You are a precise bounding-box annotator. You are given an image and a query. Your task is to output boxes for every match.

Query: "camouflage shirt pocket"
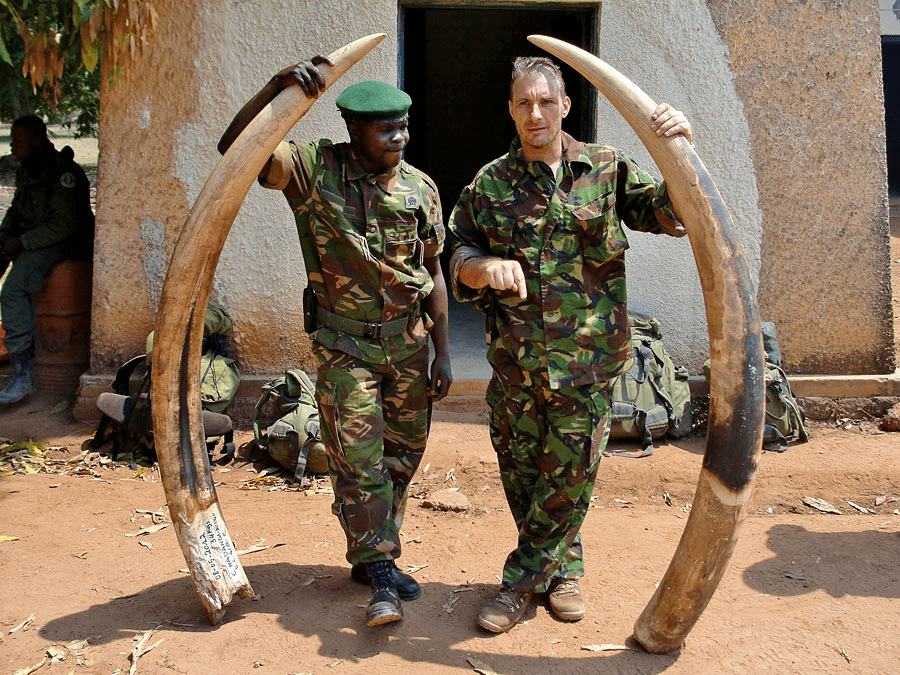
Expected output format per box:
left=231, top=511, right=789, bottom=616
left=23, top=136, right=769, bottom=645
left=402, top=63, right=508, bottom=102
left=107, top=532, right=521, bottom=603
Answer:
left=571, top=197, right=628, bottom=263
left=384, top=224, right=423, bottom=270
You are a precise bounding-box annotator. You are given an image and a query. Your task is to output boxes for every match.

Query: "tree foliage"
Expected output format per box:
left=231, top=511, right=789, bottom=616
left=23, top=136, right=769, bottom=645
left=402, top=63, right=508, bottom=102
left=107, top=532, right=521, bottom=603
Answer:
left=0, top=22, right=99, bottom=136
left=0, top=1, right=156, bottom=135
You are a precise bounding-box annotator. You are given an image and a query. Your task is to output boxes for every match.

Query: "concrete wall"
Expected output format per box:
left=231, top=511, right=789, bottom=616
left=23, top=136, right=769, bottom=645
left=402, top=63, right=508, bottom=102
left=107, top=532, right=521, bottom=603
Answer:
left=707, top=0, right=892, bottom=374
left=76, top=0, right=894, bottom=420
left=595, top=0, right=763, bottom=373
left=598, top=0, right=892, bottom=375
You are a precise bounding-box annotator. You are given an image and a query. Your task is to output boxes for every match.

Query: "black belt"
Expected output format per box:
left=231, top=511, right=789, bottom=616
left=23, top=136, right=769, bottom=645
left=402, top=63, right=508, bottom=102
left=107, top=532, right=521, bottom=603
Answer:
left=316, top=306, right=418, bottom=339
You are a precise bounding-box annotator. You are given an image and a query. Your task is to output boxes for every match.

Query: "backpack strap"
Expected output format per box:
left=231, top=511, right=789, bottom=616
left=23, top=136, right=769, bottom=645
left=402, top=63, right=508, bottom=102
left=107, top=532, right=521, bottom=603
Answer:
left=92, top=355, right=151, bottom=461
left=252, top=387, right=274, bottom=448
left=290, top=431, right=309, bottom=482
left=222, top=429, right=235, bottom=459
left=113, top=355, right=148, bottom=395
left=605, top=410, right=656, bottom=458
left=207, top=429, right=235, bottom=462
left=763, top=363, right=810, bottom=452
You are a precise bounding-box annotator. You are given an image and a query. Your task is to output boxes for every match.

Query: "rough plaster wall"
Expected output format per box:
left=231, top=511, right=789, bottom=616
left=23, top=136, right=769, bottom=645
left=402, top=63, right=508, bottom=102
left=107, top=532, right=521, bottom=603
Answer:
left=707, top=0, right=893, bottom=374
left=92, top=3, right=201, bottom=371
left=184, top=1, right=398, bottom=374
left=597, top=0, right=763, bottom=373
left=93, top=0, right=398, bottom=375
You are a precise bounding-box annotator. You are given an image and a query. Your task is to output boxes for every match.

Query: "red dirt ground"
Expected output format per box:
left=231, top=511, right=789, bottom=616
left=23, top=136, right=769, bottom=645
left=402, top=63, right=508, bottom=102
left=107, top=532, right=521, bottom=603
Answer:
left=0, top=144, right=897, bottom=674
left=1, top=392, right=898, bottom=675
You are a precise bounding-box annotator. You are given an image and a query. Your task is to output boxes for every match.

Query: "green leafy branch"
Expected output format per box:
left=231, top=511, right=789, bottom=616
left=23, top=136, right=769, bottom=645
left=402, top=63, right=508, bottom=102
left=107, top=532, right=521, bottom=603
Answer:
left=0, top=1, right=156, bottom=110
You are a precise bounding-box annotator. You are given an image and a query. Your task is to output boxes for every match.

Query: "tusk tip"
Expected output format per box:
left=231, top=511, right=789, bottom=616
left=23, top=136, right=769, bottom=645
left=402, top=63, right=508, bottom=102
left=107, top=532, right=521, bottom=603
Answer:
left=527, top=34, right=558, bottom=47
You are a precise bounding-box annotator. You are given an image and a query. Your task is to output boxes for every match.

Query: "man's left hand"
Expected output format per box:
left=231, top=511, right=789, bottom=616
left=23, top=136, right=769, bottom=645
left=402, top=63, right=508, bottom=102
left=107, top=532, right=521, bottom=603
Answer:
left=271, top=55, right=335, bottom=99
left=651, top=103, right=692, bottom=144
left=429, top=354, right=452, bottom=402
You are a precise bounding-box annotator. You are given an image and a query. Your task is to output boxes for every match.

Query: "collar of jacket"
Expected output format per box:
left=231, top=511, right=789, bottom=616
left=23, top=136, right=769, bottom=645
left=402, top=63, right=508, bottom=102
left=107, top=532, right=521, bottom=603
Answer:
left=505, top=131, right=593, bottom=186
left=342, top=145, right=400, bottom=194
left=20, top=142, right=58, bottom=179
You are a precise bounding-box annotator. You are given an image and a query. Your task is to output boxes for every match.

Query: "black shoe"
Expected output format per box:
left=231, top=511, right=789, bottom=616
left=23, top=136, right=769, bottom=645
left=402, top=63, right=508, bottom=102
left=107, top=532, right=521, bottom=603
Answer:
left=365, top=560, right=403, bottom=626
left=351, top=560, right=422, bottom=601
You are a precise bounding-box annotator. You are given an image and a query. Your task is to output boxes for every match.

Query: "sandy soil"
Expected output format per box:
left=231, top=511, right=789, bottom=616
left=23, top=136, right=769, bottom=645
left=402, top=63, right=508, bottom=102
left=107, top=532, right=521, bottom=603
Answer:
left=1, top=391, right=898, bottom=675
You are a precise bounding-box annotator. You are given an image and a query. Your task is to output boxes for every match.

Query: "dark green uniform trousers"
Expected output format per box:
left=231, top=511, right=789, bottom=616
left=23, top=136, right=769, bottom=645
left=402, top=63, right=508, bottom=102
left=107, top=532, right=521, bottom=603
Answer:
left=1, top=245, right=68, bottom=355
left=487, top=372, right=611, bottom=593
left=314, top=343, right=430, bottom=567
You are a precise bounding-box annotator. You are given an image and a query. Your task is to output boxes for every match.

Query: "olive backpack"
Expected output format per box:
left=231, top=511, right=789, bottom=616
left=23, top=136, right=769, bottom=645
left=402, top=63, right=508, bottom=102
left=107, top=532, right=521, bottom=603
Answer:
left=252, top=369, right=328, bottom=481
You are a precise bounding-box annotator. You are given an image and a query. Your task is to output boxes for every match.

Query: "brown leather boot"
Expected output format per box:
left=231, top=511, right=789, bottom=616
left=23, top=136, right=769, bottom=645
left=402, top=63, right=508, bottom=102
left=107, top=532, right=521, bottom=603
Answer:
left=477, top=586, right=532, bottom=633
left=548, top=578, right=584, bottom=621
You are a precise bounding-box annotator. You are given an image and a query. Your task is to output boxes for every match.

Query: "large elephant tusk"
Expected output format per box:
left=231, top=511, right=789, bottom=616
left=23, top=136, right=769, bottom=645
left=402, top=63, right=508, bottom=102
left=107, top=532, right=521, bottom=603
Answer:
left=149, top=33, right=386, bottom=625
left=528, top=35, right=765, bottom=653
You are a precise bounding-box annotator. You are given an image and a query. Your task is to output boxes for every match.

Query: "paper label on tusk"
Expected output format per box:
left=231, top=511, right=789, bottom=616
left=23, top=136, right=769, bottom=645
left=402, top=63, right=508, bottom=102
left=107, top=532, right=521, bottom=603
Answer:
left=181, top=505, right=247, bottom=586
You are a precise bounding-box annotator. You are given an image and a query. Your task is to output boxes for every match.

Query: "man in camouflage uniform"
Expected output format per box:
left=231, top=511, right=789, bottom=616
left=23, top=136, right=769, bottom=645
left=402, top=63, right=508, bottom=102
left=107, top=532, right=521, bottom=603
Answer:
left=448, top=56, right=692, bottom=633
left=0, top=114, right=94, bottom=405
left=219, top=57, right=451, bottom=626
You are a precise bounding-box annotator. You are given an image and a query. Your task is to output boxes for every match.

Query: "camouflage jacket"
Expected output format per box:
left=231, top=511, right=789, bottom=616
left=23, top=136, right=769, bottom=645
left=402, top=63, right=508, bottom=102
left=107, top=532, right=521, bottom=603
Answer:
left=261, top=139, right=444, bottom=364
left=449, top=132, right=685, bottom=389
left=0, top=143, right=93, bottom=257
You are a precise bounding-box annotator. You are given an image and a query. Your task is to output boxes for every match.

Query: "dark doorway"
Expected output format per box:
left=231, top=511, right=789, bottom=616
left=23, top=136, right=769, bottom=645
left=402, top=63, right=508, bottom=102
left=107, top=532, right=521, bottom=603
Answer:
left=399, top=5, right=600, bottom=379
left=400, top=4, right=599, bottom=222
left=884, top=37, right=900, bottom=196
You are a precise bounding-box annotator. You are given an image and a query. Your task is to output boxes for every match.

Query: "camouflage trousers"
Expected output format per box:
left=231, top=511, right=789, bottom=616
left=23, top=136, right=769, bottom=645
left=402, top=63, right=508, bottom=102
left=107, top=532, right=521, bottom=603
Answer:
left=0, top=245, right=69, bottom=355
left=314, top=343, right=430, bottom=567
left=486, top=371, right=611, bottom=593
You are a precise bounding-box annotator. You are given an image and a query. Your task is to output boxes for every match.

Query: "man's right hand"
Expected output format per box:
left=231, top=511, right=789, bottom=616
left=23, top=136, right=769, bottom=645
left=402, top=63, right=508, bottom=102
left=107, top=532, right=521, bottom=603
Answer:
left=271, top=55, right=334, bottom=98
left=218, top=54, right=335, bottom=155
left=460, top=257, right=528, bottom=300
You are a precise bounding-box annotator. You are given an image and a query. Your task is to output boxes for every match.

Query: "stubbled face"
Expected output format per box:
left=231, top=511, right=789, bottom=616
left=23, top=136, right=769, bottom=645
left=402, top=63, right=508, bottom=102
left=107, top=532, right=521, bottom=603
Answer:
left=508, top=72, right=571, bottom=159
left=349, top=118, right=410, bottom=174
left=10, top=126, right=41, bottom=161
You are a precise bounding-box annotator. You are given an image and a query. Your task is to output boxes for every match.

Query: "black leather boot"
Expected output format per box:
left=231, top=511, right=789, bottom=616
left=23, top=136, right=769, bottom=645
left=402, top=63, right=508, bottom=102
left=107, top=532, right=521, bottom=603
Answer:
left=351, top=560, right=421, bottom=600
left=365, top=560, right=402, bottom=626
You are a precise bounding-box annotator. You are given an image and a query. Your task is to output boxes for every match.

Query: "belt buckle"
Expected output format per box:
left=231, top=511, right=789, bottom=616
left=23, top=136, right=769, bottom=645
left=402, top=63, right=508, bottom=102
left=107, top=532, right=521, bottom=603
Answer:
left=363, top=322, right=381, bottom=339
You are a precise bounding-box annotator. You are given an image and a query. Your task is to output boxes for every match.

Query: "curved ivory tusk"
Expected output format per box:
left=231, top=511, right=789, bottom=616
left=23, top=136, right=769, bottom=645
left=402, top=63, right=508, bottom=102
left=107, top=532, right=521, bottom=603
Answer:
left=527, top=35, right=765, bottom=653
left=149, top=33, right=386, bottom=625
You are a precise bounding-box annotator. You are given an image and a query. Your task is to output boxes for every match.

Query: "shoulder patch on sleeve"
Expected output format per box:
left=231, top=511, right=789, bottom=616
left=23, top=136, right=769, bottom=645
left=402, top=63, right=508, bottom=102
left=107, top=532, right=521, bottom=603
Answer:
left=60, top=172, right=76, bottom=188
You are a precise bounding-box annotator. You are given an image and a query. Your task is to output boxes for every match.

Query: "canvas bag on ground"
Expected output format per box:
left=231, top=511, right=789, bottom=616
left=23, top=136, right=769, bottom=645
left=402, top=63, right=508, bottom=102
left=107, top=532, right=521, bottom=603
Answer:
left=146, top=301, right=241, bottom=414
left=93, top=301, right=239, bottom=465
left=606, top=313, right=693, bottom=458
left=253, top=369, right=328, bottom=481
left=701, top=321, right=809, bottom=453
left=760, top=321, right=809, bottom=452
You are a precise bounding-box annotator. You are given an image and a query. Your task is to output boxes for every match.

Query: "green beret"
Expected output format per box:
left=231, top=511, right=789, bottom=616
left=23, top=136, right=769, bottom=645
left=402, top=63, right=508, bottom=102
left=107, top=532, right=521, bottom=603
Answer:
left=336, top=80, right=411, bottom=121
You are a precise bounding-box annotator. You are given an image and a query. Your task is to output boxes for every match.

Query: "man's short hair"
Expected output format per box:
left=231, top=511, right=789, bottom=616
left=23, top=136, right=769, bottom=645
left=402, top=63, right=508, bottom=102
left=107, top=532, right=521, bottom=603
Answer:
left=509, top=56, right=567, bottom=100
left=12, top=114, right=48, bottom=141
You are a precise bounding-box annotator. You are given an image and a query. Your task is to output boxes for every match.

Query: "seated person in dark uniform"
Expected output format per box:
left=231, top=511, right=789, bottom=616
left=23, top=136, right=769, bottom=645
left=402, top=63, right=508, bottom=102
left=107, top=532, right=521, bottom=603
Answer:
left=0, top=114, right=94, bottom=404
